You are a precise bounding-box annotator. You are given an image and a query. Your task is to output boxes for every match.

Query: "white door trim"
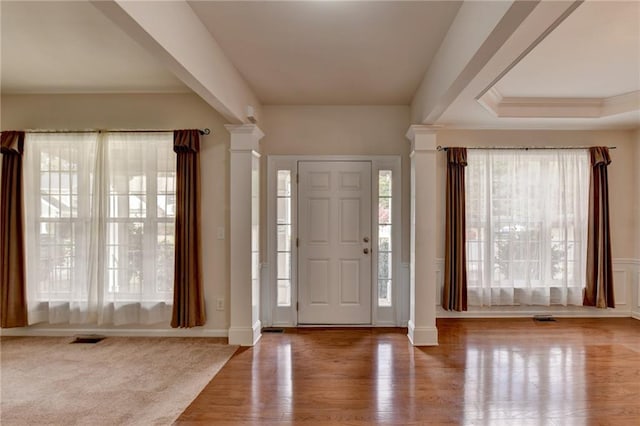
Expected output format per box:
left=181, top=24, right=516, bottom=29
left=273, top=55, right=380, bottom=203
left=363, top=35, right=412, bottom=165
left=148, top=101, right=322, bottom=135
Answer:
left=266, top=155, right=403, bottom=327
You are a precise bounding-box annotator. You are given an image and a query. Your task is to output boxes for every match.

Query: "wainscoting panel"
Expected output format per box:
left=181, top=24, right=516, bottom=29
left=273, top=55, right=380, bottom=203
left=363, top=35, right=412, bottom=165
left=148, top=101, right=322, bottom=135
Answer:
left=260, top=263, right=271, bottom=327
left=613, top=268, right=628, bottom=306
left=398, top=263, right=410, bottom=326
left=612, top=259, right=638, bottom=313
left=435, top=259, right=443, bottom=306
left=630, top=261, right=640, bottom=320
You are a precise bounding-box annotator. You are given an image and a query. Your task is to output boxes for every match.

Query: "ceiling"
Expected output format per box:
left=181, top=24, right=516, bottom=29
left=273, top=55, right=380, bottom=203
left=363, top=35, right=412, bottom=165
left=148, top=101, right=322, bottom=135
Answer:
left=0, top=1, right=188, bottom=94
left=188, top=1, right=461, bottom=105
left=1, top=0, right=638, bottom=129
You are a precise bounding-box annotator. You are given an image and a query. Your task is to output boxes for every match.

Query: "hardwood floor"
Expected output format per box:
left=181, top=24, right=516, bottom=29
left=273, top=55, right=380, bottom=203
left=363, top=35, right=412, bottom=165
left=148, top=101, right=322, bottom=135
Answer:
left=177, top=318, right=640, bottom=425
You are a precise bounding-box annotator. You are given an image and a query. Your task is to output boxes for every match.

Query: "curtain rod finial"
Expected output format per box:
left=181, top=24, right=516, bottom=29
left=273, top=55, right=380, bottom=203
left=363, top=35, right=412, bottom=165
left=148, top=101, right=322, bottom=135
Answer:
left=200, top=128, right=210, bottom=136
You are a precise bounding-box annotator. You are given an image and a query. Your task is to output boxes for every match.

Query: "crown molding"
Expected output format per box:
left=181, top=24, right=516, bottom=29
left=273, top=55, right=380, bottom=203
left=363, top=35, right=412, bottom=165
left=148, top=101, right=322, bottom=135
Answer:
left=603, top=91, right=640, bottom=117
left=477, top=88, right=640, bottom=119
left=405, top=124, right=443, bottom=141
left=225, top=124, right=264, bottom=152
left=224, top=124, right=264, bottom=139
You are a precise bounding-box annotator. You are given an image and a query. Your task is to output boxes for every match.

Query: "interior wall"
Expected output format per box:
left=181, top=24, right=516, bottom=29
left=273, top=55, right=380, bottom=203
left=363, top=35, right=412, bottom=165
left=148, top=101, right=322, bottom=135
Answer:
left=635, top=128, right=640, bottom=260
left=259, top=105, right=412, bottom=263
left=635, top=127, right=640, bottom=317
left=1, top=93, right=231, bottom=331
left=435, top=129, right=638, bottom=260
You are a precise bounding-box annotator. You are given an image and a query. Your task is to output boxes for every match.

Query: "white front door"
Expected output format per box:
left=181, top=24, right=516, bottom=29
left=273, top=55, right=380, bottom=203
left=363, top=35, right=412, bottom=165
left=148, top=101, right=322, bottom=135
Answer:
left=298, top=161, right=372, bottom=324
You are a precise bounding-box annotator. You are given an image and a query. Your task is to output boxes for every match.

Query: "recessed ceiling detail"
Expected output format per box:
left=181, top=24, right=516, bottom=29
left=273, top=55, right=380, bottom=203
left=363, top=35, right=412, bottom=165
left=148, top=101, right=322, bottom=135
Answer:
left=458, top=0, right=640, bottom=128
left=478, top=88, right=640, bottom=119
left=493, top=1, right=639, bottom=100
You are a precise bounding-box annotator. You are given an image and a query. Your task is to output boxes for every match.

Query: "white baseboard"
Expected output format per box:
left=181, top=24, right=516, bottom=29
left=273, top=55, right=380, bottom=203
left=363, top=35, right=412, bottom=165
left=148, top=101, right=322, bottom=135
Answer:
left=228, top=320, right=262, bottom=346
left=373, top=321, right=400, bottom=327
left=436, top=306, right=632, bottom=319
left=296, top=323, right=398, bottom=328
left=632, top=311, right=640, bottom=321
left=407, top=320, right=438, bottom=346
left=0, top=327, right=229, bottom=338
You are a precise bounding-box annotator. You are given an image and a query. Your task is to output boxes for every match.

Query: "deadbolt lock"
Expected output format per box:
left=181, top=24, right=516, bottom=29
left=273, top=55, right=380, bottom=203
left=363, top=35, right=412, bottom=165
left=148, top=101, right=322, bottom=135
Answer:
left=363, top=237, right=369, bottom=243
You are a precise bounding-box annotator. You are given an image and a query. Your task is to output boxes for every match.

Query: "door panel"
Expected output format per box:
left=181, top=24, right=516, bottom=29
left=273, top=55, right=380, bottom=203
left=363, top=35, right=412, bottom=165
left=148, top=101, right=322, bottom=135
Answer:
left=340, top=198, right=360, bottom=243
left=308, top=259, right=330, bottom=304
left=339, top=259, right=360, bottom=304
left=308, top=198, right=330, bottom=243
left=298, top=161, right=371, bottom=324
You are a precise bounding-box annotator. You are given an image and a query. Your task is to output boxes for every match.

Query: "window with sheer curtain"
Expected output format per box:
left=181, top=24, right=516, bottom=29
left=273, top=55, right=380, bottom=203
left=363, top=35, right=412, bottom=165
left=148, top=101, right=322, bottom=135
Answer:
left=24, top=132, right=175, bottom=325
left=465, top=149, right=589, bottom=307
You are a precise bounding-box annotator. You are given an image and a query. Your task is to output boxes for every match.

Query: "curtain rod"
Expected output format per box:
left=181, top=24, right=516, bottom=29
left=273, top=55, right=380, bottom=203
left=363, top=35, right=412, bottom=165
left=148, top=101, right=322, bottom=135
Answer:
left=437, top=145, right=616, bottom=151
left=23, top=128, right=211, bottom=135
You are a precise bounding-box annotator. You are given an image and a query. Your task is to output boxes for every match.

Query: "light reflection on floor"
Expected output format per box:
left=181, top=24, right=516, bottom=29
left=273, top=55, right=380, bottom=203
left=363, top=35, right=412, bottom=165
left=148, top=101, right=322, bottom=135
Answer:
left=460, top=345, right=586, bottom=424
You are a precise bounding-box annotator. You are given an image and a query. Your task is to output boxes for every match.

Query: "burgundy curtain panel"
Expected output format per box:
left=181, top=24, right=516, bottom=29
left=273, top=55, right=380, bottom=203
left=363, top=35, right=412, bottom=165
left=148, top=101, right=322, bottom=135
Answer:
left=0, top=131, right=28, bottom=327
left=584, top=147, right=615, bottom=308
left=171, top=130, right=206, bottom=327
left=442, top=148, right=468, bottom=311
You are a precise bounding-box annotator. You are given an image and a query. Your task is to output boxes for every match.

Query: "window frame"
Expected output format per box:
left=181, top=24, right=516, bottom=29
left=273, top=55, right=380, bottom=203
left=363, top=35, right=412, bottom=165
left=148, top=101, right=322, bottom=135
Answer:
left=465, top=149, right=589, bottom=306
left=26, top=132, right=176, bottom=307
left=105, top=135, right=176, bottom=302
left=29, top=139, right=94, bottom=302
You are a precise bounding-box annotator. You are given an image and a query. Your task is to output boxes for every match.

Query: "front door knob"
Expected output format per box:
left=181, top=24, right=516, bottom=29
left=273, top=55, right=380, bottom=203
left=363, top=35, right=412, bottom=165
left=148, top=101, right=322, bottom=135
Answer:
left=363, top=248, right=369, bottom=254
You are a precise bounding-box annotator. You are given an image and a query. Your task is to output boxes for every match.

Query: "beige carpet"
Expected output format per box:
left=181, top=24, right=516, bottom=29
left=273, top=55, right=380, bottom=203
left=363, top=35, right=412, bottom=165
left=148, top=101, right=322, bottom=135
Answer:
left=0, top=336, right=237, bottom=425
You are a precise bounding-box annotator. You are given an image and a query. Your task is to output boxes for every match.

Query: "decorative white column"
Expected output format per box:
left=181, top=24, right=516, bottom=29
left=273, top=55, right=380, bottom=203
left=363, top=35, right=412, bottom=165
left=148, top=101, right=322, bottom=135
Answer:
left=406, top=125, right=439, bottom=346
left=226, top=124, right=264, bottom=346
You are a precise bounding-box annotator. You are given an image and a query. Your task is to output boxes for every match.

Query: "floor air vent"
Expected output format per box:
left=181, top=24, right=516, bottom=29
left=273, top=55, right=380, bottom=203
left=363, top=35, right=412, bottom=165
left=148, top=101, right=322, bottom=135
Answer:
left=262, top=327, right=285, bottom=333
left=533, top=315, right=556, bottom=322
left=71, top=335, right=106, bottom=344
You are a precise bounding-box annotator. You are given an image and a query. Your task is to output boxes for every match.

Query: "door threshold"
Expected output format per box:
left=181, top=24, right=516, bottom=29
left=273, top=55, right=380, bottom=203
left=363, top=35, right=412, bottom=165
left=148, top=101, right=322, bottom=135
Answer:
left=296, top=324, right=373, bottom=328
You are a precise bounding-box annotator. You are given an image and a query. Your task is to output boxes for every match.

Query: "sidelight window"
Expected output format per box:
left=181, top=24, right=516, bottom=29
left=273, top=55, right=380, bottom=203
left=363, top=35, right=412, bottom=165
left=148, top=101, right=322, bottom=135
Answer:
left=276, top=170, right=292, bottom=307
left=377, top=170, right=393, bottom=307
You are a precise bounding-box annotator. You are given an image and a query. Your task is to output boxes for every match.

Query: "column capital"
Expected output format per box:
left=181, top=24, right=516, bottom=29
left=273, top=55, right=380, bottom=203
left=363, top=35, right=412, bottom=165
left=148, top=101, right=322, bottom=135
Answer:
left=225, top=124, right=265, bottom=152
left=405, top=125, right=440, bottom=152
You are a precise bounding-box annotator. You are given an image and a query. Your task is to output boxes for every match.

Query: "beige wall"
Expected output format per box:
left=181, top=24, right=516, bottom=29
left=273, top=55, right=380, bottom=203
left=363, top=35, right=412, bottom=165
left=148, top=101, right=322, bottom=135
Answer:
left=635, top=128, right=640, bottom=260
left=435, top=129, right=638, bottom=259
left=3, top=94, right=638, bottom=329
left=1, top=93, right=232, bottom=330
left=260, top=105, right=412, bottom=262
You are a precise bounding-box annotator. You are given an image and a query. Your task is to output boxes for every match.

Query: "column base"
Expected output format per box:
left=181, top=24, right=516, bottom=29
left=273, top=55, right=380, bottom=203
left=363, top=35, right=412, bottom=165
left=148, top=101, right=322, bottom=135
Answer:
left=407, top=320, right=438, bottom=346
left=228, top=320, right=262, bottom=346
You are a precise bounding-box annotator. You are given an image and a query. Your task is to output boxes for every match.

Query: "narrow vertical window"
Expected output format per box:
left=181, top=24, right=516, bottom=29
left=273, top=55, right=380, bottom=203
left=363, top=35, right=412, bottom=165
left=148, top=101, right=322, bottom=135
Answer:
left=276, top=170, right=292, bottom=306
left=378, top=170, right=392, bottom=307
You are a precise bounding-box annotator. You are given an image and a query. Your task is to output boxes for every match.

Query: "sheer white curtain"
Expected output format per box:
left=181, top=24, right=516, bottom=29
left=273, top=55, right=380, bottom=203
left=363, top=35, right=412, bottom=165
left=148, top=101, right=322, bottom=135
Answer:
left=466, top=149, right=589, bottom=306
left=102, top=132, right=174, bottom=325
left=24, top=132, right=175, bottom=325
left=24, top=132, right=100, bottom=324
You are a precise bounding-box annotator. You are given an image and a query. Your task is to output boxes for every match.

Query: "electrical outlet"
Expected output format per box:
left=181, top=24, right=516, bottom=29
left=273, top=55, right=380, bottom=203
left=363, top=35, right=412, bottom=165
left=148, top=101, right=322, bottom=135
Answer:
left=216, top=298, right=224, bottom=311
left=216, top=227, right=225, bottom=240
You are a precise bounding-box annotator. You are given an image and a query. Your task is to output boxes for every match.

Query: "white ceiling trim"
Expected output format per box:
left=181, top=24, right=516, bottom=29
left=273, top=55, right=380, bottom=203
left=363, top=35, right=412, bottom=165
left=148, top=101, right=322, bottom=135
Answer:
left=92, top=0, right=261, bottom=124
left=410, top=0, right=537, bottom=124
left=420, top=0, right=584, bottom=127
left=478, top=88, right=640, bottom=119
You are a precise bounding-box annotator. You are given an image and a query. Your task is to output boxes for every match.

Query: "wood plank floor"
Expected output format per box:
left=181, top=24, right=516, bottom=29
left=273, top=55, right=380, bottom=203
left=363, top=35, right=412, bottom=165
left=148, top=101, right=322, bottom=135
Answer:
left=177, top=318, right=640, bottom=425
